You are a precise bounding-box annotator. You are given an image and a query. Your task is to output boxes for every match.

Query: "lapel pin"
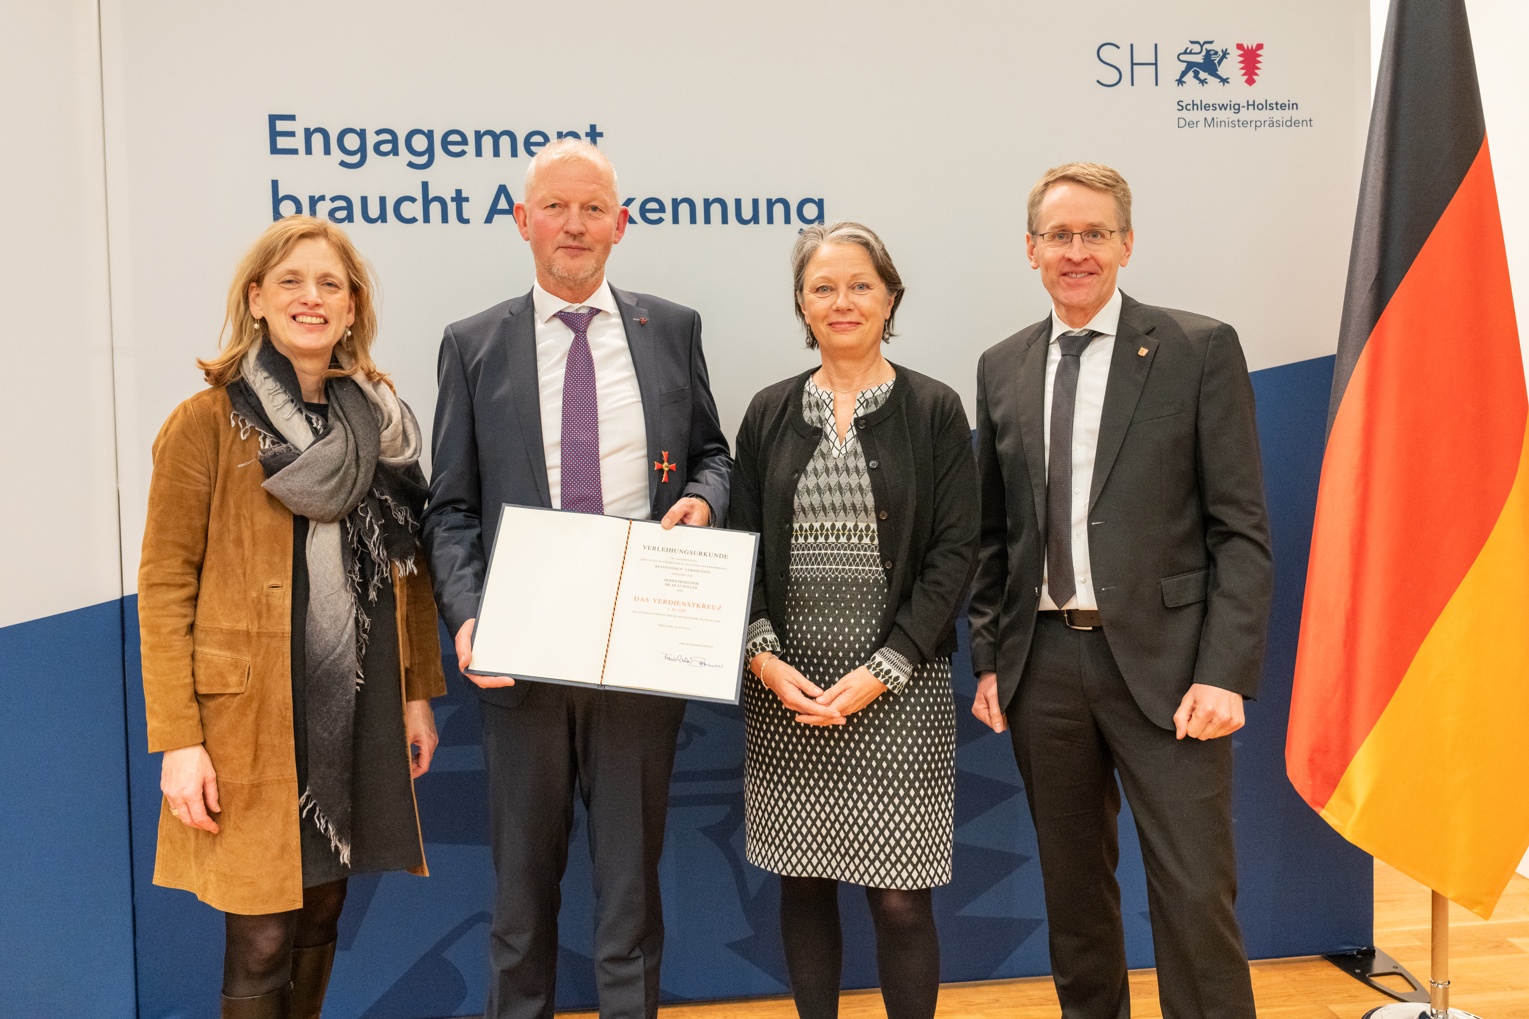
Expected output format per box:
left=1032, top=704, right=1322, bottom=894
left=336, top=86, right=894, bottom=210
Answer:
left=1138, top=347, right=1148, bottom=357
left=637, top=317, right=649, bottom=326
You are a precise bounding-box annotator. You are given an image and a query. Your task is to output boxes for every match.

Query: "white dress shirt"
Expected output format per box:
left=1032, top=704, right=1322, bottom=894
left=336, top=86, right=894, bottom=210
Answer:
left=1039, top=287, right=1123, bottom=611
left=532, top=280, right=650, bottom=520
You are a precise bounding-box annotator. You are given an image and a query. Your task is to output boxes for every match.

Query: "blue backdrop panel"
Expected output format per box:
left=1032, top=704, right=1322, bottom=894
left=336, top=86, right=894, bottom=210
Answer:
left=125, top=596, right=219, bottom=1019
left=123, top=354, right=1372, bottom=1018
left=1235, top=355, right=1373, bottom=956
left=2, top=600, right=138, bottom=1019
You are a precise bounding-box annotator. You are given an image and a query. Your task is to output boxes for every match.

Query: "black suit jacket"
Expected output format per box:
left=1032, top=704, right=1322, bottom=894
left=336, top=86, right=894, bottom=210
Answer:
left=968, top=293, right=1272, bottom=728
left=422, top=286, right=731, bottom=706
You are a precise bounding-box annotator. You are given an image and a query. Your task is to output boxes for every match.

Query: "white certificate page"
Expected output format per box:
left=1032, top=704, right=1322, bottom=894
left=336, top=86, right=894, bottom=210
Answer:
left=470, top=505, right=757, bottom=703
left=602, top=522, right=757, bottom=701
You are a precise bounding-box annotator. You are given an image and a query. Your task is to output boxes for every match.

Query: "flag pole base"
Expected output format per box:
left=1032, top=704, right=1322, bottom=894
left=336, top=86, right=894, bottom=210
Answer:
left=1324, top=948, right=1427, bottom=1002
left=1361, top=1006, right=1483, bottom=1019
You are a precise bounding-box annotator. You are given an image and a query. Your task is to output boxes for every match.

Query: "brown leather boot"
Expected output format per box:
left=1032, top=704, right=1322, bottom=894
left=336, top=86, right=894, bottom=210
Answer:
left=290, top=941, right=337, bottom=1019
left=221, top=984, right=291, bottom=1018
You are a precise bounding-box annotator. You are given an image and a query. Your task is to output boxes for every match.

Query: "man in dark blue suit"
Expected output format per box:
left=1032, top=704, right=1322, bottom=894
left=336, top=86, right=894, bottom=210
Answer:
left=422, top=139, right=730, bottom=1019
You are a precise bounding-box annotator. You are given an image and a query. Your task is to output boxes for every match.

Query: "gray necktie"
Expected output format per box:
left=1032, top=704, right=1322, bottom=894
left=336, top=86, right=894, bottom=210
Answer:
left=1046, top=329, right=1100, bottom=608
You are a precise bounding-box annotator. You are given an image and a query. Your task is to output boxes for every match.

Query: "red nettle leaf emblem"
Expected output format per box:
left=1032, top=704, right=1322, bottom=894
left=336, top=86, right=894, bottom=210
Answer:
left=1237, top=43, right=1264, bottom=86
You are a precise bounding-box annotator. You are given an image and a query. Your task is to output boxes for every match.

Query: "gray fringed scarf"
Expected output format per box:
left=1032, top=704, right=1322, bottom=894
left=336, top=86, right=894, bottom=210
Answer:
left=227, top=340, right=425, bottom=865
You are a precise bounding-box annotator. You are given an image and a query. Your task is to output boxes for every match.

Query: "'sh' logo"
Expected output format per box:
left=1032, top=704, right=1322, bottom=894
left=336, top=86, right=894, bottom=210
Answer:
left=1237, top=43, right=1264, bottom=85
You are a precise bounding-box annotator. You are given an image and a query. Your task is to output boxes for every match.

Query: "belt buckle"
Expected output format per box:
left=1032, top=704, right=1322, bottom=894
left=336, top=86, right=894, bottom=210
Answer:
left=1061, top=609, right=1096, bottom=631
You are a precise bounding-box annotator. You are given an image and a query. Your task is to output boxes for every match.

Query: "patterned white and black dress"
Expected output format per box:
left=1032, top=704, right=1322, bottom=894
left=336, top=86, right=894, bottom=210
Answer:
left=742, top=377, right=956, bottom=890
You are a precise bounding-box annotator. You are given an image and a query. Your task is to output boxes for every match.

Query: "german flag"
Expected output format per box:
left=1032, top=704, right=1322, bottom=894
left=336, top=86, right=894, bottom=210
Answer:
left=1287, top=0, right=1529, bottom=918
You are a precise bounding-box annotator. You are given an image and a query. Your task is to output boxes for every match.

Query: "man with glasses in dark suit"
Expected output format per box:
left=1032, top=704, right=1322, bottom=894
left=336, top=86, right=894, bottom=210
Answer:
left=969, top=162, right=1272, bottom=1019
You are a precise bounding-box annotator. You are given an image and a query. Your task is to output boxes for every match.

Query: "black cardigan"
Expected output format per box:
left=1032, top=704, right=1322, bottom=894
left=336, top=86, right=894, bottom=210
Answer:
left=727, top=363, right=979, bottom=666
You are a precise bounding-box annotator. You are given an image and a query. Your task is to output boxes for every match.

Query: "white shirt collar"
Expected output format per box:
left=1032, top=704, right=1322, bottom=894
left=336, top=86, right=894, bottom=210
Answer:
left=532, top=278, right=618, bottom=324
left=1049, top=287, right=1122, bottom=342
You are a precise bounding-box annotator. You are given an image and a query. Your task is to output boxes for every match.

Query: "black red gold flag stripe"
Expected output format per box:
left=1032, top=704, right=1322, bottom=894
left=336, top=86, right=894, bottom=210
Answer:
left=1288, top=0, right=1529, bottom=918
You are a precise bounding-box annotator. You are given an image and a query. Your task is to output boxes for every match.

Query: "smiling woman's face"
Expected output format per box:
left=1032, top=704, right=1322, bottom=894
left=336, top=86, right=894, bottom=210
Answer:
left=247, top=237, right=356, bottom=364
left=797, top=241, right=894, bottom=358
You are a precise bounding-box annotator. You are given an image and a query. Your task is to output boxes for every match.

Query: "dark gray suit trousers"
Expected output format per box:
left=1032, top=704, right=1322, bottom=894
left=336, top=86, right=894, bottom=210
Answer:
left=1009, top=617, right=1255, bottom=1019
left=480, top=685, right=685, bottom=1019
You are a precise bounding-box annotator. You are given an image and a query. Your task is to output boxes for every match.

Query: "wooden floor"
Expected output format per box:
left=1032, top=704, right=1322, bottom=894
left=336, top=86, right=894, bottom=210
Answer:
left=563, top=862, right=1529, bottom=1019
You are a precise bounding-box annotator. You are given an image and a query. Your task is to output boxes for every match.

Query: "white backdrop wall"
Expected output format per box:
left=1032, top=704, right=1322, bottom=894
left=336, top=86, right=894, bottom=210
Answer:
left=0, top=1, right=120, bottom=628
left=1, top=5, right=137, bottom=1016
left=101, top=0, right=1371, bottom=590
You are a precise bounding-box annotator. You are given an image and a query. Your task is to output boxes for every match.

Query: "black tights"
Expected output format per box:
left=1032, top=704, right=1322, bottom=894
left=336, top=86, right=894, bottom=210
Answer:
left=778, top=876, right=939, bottom=1019
left=222, top=879, right=348, bottom=998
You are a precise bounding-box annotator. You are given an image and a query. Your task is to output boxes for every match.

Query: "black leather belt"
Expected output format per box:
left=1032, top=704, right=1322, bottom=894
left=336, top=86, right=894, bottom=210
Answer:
left=1040, top=609, right=1104, bottom=630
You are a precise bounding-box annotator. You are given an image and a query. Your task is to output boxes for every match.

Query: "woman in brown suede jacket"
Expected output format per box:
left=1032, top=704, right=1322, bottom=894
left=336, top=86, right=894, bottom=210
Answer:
left=139, top=216, right=446, bottom=1019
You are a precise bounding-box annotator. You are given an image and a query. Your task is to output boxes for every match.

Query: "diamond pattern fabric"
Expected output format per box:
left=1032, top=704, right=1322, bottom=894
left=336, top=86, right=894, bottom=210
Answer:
left=741, top=377, right=956, bottom=889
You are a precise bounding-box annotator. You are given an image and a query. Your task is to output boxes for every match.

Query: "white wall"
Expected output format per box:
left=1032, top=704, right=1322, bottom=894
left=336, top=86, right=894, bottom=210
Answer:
left=0, top=1, right=122, bottom=628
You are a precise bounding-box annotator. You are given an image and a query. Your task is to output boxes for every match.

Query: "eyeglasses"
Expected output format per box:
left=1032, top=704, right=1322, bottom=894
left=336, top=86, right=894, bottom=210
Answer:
left=1032, top=229, right=1124, bottom=249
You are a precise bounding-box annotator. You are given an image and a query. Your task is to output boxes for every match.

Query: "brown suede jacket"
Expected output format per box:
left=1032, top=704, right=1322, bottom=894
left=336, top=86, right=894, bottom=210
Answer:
left=138, top=386, right=445, bottom=914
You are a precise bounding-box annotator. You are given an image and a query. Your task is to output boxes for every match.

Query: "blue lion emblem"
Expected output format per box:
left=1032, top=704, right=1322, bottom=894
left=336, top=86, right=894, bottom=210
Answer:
left=1176, top=40, right=1231, bottom=86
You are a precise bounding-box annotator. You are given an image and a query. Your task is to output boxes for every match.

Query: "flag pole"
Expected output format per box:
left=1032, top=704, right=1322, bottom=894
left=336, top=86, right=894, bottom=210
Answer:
left=1431, top=891, right=1450, bottom=1014
left=1361, top=890, right=1483, bottom=1018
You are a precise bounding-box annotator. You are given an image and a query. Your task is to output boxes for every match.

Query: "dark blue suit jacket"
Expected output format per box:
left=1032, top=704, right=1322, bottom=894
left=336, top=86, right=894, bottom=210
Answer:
left=422, top=285, right=732, bottom=705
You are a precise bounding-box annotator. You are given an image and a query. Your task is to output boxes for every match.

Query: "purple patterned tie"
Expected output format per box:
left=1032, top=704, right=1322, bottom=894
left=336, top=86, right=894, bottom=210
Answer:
left=555, top=308, right=604, bottom=514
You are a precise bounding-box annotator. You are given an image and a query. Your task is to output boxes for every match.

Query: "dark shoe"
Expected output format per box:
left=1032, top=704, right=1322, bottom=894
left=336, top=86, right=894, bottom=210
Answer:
left=221, top=984, right=291, bottom=1018
left=290, top=941, right=337, bottom=1019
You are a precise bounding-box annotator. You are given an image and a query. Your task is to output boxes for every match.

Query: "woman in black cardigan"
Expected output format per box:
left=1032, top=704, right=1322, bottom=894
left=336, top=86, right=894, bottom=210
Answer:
left=728, top=221, right=978, bottom=1019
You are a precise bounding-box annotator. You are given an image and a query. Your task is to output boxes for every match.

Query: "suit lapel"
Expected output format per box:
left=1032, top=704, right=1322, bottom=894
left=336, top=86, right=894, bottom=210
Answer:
left=501, top=293, right=552, bottom=507
left=610, top=286, right=661, bottom=506
left=1015, top=321, right=1051, bottom=530
left=1090, top=295, right=1158, bottom=509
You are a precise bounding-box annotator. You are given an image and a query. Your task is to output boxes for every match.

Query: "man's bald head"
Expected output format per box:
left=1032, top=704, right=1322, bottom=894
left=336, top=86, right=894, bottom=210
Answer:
left=523, top=138, right=620, bottom=206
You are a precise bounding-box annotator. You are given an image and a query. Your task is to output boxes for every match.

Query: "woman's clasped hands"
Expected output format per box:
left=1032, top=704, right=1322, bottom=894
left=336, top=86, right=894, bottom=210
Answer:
left=753, top=654, right=888, bottom=726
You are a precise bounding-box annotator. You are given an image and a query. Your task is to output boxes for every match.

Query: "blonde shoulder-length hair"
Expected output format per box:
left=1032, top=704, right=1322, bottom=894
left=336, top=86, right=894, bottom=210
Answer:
left=199, top=216, right=389, bottom=388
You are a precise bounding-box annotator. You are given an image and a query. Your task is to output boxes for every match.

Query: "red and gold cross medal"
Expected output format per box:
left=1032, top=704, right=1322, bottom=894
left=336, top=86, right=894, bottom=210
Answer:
left=653, top=451, right=678, bottom=482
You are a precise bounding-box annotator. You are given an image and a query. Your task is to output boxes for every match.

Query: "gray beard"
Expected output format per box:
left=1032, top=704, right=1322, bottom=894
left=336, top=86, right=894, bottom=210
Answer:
left=542, top=260, right=603, bottom=294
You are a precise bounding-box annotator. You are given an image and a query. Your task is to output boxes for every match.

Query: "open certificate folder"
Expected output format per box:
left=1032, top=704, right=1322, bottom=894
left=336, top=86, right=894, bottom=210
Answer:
left=469, top=505, right=759, bottom=703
